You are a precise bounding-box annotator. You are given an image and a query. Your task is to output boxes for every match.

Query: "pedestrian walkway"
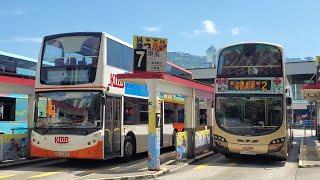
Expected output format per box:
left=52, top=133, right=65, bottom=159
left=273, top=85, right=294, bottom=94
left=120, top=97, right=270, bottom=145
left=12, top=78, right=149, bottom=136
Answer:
left=298, top=130, right=320, bottom=168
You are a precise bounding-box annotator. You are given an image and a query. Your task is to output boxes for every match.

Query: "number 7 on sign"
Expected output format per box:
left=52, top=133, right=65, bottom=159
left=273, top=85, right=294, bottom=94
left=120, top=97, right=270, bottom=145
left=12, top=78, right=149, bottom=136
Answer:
left=134, top=49, right=147, bottom=71
left=136, top=51, right=145, bottom=67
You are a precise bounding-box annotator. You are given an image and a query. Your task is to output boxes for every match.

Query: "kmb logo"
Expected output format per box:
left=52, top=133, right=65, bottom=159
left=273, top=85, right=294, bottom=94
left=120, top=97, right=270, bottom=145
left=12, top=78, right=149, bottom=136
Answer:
left=55, top=136, right=69, bottom=143
left=110, top=73, right=124, bottom=88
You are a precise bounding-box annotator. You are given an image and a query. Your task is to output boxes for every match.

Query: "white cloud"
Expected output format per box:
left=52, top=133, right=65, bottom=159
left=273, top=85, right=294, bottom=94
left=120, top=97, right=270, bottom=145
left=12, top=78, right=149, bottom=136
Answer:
left=143, top=26, right=160, bottom=32
left=231, top=27, right=240, bottom=35
left=202, top=20, right=218, bottom=35
left=181, top=19, right=218, bottom=38
left=0, top=37, right=42, bottom=43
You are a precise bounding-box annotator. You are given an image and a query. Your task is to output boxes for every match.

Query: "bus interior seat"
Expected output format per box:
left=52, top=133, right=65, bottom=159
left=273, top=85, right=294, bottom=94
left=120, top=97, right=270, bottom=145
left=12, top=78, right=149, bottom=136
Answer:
left=69, top=57, right=77, bottom=66
left=55, top=58, right=65, bottom=66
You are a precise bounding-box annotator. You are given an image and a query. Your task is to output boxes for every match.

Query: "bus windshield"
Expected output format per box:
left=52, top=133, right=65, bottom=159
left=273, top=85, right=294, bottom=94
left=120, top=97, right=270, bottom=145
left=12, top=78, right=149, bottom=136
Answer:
left=35, top=91, right=102, bottom=134
left=215, top=95, right=283, bottom=136
left=40, top=34, right=101, bottom=85
left=217, top=43, right=282, bottom=78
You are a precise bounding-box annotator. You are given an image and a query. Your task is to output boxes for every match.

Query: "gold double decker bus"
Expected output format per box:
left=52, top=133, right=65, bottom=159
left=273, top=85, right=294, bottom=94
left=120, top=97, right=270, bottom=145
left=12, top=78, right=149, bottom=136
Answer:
left=214, top=42, right=293, bottom=160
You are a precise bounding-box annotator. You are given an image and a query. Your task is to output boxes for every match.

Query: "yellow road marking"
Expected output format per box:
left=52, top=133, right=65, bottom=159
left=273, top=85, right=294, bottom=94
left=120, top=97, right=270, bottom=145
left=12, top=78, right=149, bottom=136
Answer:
left=0, top=174, right=16, bottom=179
left=193, top=164, right=208, bottom=170
left=27, top=172, right=61, bottom=179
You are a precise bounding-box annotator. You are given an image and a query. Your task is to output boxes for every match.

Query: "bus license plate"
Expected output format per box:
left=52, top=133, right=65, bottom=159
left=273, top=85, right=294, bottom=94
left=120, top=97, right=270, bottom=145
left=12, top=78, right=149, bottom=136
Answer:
left=240, top=147, right=256, bottom=155
left=54, top=151, right=70, bottom=157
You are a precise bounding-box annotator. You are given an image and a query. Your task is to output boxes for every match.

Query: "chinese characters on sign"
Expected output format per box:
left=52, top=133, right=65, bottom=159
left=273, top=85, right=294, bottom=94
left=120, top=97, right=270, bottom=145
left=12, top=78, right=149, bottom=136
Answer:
left=133, top=35, right=167, bottom=72
left=228, top=80, right=271, bottom=91
left=216, top=78, right=284, bottom=93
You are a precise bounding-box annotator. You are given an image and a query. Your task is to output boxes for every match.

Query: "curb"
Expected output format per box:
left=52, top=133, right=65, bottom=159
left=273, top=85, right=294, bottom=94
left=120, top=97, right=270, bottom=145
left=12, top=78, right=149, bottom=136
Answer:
left=299, top=163, right=320, bottom=168
left=0, top=158, right=48, bottom=168
left=101, top=151, right=215, bottom=180
left=298, top=138, right=320, bottom=168
left=298, top=138, right=304, bottom=167
left=107, top=168, right=169, bottom=180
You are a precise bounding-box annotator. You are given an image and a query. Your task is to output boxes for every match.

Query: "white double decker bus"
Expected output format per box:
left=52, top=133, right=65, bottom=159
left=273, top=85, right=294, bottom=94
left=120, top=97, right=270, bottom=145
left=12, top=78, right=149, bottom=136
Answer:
left=30, top=32, right=179, bottom=160
left=214, top=42, right=293, bottom=160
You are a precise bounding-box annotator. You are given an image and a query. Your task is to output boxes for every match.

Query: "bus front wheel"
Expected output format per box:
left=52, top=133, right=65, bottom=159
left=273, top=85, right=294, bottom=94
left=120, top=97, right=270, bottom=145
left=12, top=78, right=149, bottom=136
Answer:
left=124, top=136, right=136, bottom=162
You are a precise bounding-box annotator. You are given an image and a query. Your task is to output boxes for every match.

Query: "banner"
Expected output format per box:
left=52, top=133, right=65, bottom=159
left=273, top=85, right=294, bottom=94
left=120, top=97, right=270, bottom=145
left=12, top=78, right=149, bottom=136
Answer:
left=195, top=129, right=210, bottom=154
left=0, top=134, right=28, bottom=161
left=133, top=35, right=167, bottom=72
left=176, top=131, right=187, bottom=160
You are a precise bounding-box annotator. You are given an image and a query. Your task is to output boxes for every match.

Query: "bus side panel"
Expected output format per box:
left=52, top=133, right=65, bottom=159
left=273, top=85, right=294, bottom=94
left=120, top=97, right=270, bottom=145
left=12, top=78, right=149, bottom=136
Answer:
left=30, top=131, right=104, bottom=160
left=123, top=125, right=148, bottom=153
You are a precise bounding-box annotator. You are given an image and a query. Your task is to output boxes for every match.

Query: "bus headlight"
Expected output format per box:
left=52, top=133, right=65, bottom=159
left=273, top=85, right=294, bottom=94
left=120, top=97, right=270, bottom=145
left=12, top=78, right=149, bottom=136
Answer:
left=268, top=137, right=285, bottom=153
left=214, top=134, right=228, bottom=149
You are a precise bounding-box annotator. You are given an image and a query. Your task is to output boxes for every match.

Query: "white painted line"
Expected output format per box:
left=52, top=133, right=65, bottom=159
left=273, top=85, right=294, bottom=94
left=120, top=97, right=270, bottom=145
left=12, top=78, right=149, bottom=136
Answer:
left=162, top=159, right=175, bottom=166
left=109, top=166, right=120, bottom=170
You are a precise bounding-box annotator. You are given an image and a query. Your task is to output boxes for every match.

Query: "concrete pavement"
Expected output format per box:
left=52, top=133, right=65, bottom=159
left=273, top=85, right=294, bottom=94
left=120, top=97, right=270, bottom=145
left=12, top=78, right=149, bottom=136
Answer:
left=1, top=129, right=320, bottom=179
left=157, top=129, right=320, bottom=180
left=298, top=129, right=320, bottom=168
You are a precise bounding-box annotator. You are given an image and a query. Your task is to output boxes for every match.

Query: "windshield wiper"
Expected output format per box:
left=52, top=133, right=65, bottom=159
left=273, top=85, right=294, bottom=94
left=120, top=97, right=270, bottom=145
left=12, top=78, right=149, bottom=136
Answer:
left=41, top=126, right=54, bottom=135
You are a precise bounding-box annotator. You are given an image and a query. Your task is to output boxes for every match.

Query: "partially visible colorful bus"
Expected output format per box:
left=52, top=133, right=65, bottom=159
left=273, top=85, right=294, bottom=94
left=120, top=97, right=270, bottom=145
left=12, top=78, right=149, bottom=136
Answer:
left=214, top=42, right=293, bottom=160
left=30, top=32, right=191, bottom=160
left=0, top=51, right=36, bottom=134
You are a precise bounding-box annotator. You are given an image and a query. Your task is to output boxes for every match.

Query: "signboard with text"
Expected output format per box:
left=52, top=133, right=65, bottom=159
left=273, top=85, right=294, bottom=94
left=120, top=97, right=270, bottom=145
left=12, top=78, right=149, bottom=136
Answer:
left=216, top=78, right=284, bottom=93
left=133, top=35, right=167, bottom=72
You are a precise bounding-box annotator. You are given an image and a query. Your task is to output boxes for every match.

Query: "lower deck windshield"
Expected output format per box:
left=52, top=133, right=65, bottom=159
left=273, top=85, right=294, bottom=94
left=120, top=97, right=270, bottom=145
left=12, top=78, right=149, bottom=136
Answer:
left=35, top=91, right=102, bottom=135
left=215, top=95, right=283, bottom=136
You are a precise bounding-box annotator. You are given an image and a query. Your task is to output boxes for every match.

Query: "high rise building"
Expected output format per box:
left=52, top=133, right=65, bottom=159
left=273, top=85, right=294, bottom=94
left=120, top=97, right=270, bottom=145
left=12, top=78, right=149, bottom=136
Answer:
left=206, top=44, right=217, bottom=67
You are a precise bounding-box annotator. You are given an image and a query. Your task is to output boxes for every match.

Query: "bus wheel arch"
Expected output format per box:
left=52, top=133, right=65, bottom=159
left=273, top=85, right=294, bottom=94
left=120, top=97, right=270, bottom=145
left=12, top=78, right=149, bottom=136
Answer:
left=123, top=132, right=136, bottom=161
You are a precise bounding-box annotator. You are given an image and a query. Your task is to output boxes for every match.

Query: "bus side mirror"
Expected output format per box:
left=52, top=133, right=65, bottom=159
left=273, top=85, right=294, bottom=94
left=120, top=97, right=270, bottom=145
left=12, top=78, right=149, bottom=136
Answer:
left=286, top=97, right=292, bottom=106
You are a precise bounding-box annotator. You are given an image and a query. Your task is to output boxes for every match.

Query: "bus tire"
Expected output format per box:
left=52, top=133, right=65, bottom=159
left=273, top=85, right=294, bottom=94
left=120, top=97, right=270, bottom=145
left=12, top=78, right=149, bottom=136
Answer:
left=123, top=136, right=136, bottom=162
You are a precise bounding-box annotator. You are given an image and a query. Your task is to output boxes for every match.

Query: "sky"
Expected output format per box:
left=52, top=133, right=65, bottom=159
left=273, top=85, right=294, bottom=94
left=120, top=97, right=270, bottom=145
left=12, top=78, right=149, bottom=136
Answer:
left=0, top=0, right=320, bottom=59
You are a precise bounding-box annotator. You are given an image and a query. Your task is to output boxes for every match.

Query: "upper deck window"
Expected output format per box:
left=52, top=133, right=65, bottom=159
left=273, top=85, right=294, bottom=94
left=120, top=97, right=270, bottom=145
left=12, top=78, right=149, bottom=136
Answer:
left=107, top=38, right=133, bottom=71
left=41, top=34, right=101, bottom=85
left=217, top=44, right=283, bottom=78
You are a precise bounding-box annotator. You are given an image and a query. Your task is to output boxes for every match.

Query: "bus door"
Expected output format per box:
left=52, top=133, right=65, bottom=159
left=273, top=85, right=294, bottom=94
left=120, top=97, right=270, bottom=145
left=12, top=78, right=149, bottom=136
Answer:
left=104, top=96, right=122, bottom=157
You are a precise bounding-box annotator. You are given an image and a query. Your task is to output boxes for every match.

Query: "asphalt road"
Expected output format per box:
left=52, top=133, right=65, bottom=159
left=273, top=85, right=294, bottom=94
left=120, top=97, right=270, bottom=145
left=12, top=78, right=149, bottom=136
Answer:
left=1, top=129, right=319, bottom=180
left=157, top=129, right=320, bottom=180
left=0, top=148, right=176, bottom=180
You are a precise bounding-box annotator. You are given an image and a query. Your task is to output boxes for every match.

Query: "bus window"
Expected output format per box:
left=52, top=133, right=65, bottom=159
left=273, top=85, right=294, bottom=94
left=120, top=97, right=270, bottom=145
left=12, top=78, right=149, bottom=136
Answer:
left=41, top=34, right=101, bottom=85
left=0, top=97, right=16, bottom=121
left=124, top=97, right=148, bottom=125
left=164, top=103, right=174, bottom=124
left=218, top=44, right=282, bottom=78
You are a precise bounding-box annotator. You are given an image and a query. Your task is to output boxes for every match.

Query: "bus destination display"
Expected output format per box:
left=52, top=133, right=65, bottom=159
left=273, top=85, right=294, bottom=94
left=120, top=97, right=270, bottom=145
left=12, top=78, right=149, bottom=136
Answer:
left=228, top=80, right=271, bottom=91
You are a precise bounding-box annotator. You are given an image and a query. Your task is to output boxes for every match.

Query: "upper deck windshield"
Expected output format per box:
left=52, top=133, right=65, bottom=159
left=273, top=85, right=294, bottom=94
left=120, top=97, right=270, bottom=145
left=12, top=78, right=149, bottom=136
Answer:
left=34, top=91, right=102, bottom=135
left=217, top=43, right=283, bottom=78
left=40, top=33, right=101, bottom=85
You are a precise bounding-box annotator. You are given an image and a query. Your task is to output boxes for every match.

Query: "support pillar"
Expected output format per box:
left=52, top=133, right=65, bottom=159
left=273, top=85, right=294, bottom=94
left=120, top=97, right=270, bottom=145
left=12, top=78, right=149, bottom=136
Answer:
left=185, top=89, right=195, bottom=159
left=317, top=102, right=320, bottom=139
left=27, top=94, right=35, bottom=157
left=147, top=80, right=161, bottom=171
left=206, top=99, right=214, bottom=150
